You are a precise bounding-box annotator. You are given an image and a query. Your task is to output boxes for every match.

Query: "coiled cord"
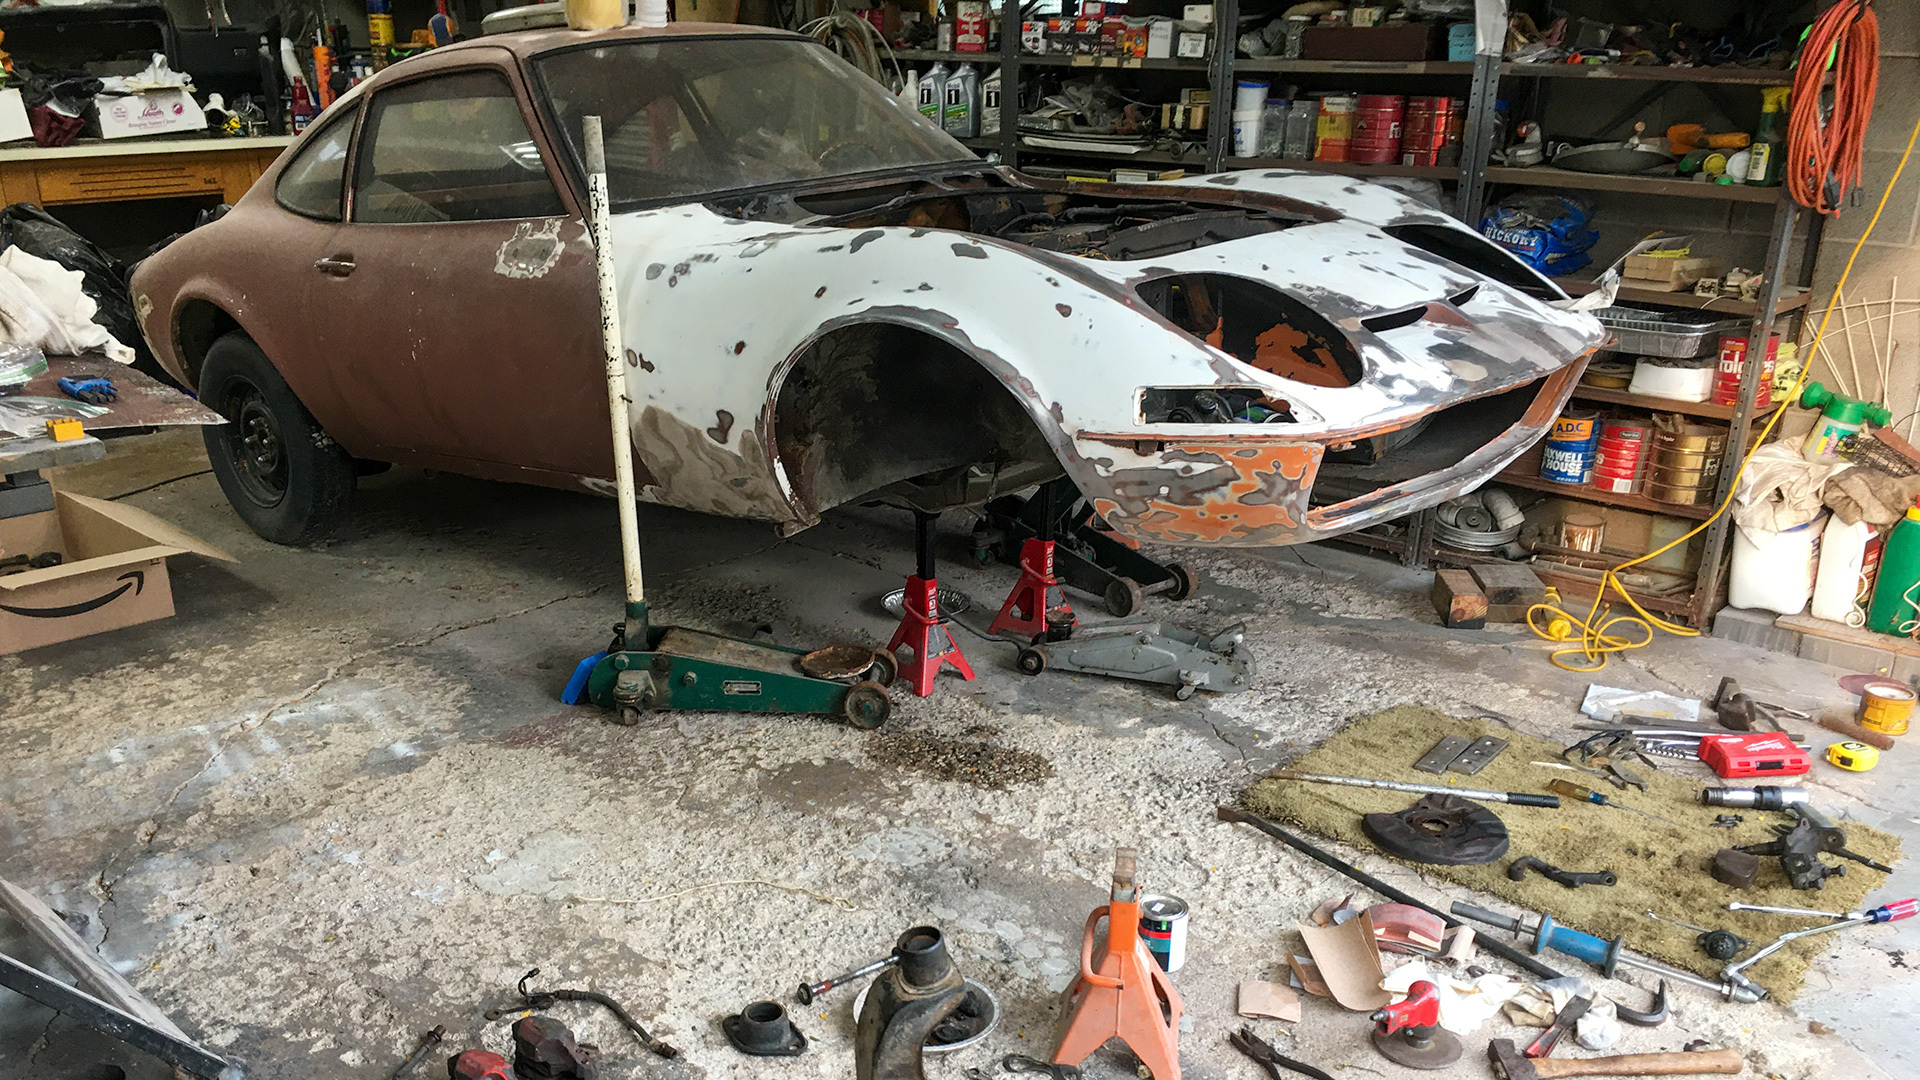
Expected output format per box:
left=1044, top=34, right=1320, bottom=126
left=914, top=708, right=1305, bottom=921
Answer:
left=1788, top=0, right=1880, bottom=215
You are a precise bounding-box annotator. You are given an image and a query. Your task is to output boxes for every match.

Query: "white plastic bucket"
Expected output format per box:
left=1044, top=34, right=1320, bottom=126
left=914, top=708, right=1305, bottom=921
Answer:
left=1234, top=79, right=1269, bottom=111
left=1731, top=513, right=1825, bottom=615
left=1232, top=108, right=1263, bottom=157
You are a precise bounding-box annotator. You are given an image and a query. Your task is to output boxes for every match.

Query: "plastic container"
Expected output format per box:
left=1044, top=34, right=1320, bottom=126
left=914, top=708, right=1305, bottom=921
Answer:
left=1258, top=99, right=1289, bottom=156
left=1540, top=410, right=1599, bottom=485
left=980, top=67, right=1001, bottom=135
left=918, top=64, right=949, bottom=123
left=1282, top=99, right=1317, bottom=159
left=1867, top=506, right=1920, bottom=634
left=1234, top=78, right=1269, bottom=112
left=1315, top=94, right=1355, bottom=162
left=1731, top=513, right=1825, bottom=616
left=1232, top=109, right=1264, bottom=157
left=1594, top=308, right=1743, bottom=358
left=1812, top=517, right=1877, bottom=624
left=942, top=64, right=979, bottom=137
left=1800, top=381, right=1892, bottom=463
left=565, top=0, right=623, bottom=30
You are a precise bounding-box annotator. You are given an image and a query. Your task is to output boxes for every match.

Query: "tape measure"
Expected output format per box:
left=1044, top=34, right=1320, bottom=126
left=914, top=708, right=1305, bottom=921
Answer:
left=1826, top=740, right=1880, bottom=772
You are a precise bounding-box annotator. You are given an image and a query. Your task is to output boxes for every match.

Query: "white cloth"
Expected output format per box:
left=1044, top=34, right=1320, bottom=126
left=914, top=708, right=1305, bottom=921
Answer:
left=99, top=53, right=194, bottom=94
left=0, top=247, right=133, bottom=363
left=1381, top=959, right=1524, bottom=1036
left=1733, top=443, right=1845, bottom=531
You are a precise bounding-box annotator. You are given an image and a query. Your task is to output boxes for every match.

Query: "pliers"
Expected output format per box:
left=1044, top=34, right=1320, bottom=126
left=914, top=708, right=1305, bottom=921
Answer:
left=1229, top=1027, right=1334, bottom=1080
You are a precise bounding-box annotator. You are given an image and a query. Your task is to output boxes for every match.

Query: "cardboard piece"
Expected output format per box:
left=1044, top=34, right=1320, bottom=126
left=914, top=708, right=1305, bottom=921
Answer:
left=1236, top=981, right=1301, bottom=1022
left=1309, top=893, right=1354, bottom=926
left=1285, top=950, right=1332, bottom=998
left=1297, top=910, right=1391, bottom=1012
left=0, top=491, right=234, bottom=654
left=0, top=89, right=31, bottom=144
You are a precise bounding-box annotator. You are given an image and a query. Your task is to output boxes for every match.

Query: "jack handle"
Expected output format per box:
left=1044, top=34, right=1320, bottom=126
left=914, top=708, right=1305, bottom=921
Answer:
left=1077, top=906, right=1124, bottom=989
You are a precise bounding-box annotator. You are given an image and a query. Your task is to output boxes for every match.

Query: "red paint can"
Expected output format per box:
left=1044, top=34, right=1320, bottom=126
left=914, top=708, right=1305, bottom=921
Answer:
left=1351, top=94, right=1405, bottom=164
left=1712, top=334, right=1781, bottom=407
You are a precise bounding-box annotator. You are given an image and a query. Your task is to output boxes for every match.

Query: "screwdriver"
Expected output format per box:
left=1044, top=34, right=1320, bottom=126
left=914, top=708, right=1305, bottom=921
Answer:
left=1728, top=898, right=1918, bottom=923
left=1547, top=778, right=1683, bottom=827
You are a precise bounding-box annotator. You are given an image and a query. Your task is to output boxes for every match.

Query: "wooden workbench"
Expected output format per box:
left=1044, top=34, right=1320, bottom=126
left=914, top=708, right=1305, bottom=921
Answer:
left=0, top=135, right=294, bottom=207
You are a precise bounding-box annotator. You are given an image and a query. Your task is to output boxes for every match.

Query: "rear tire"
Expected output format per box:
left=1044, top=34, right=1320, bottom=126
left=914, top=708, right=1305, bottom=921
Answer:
left=199, top=331, right=353, bottom=544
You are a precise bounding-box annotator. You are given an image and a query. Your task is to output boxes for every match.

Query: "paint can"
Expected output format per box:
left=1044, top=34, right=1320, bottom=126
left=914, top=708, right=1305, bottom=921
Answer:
left=1351, top=94, right=1405, bottom=164
left=1860, top=681, right=1915, bottom=736
left=1401, top=96, right=1449, bottom=166
left=1712, top=334, right=1781, bottom=406
left=1138, top=894, right=1189, bottom=972
left=1315, top=95, right=1356, bottom=162
left=1591, top=418, right=1650, bottom=494
left=1561, top=512, right=1605, bottom=553
left=1540, top=410, right=1600, bottom=485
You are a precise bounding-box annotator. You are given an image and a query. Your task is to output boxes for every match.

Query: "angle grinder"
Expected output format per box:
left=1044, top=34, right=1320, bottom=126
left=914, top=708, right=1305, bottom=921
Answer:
left=1369, top=981, right=1461, bottom=1070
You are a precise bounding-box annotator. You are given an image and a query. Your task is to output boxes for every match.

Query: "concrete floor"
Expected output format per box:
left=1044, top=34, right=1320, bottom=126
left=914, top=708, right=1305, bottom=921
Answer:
left=2, top=428, right=1913, bottom=1080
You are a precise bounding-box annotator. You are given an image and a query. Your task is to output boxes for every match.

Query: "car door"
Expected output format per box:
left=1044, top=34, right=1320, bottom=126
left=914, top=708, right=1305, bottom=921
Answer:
left=312, top=53, right=609, bottom=478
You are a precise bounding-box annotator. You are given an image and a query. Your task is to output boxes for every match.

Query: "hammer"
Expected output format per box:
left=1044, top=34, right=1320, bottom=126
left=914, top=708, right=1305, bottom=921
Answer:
left=1488, top=1039, right=1743, bottom=1078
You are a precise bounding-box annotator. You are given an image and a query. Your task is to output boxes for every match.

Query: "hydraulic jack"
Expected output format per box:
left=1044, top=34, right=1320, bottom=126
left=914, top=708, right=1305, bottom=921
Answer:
left=569, top=115, right=891, bottom=730
left=973, top=477, right=1197, bottom=616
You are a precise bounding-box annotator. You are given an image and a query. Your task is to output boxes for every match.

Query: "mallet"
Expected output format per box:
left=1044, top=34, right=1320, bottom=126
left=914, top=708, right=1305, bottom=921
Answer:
left=1487, top=1039, right=1742, bottom=1079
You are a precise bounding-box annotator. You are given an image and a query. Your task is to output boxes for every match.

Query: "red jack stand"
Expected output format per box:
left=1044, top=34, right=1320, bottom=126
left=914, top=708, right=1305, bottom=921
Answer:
left=1053, top=848, right=1183, bottom=1080
left=888, top=511, right=974, bottom=698
left=989, top=537, right=1076, bottom=641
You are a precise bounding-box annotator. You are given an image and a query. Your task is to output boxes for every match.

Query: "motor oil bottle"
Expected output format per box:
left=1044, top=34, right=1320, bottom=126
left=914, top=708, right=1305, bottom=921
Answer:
left=1746, top=85, right=1790, bottom=187
left=918, top=63, right=948, bottom=124
left=943, top=64, right=979, bottom=138
left=1866, top=505, right=1920, bottom=634
left=981, top=67, right=1002, bottom=136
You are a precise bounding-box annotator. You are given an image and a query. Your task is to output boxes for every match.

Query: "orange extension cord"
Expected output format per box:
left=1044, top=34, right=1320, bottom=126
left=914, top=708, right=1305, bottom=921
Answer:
left=1788, top=0, right=1880, bottom=215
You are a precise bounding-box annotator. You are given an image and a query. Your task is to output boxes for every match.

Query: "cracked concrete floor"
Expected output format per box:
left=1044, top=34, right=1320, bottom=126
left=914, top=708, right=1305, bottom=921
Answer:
left=2, top=429, right=1913, bottom=1080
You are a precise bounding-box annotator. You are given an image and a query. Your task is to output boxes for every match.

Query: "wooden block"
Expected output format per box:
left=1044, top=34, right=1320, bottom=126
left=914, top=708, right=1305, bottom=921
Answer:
left=1485, top=602, right=1531, bottom=624
left=1470, top=563, right=1547, bottom=608
left=1431, top=569, right=1487, bottom=629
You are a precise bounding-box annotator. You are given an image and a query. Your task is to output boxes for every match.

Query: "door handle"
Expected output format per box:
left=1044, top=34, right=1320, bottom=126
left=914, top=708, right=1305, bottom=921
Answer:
left=314, top=255, right=356, bottom=277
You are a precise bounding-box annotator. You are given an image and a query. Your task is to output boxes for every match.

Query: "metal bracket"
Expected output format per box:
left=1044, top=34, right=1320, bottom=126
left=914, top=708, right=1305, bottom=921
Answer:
left=0, top=952, right=241, bottom=1079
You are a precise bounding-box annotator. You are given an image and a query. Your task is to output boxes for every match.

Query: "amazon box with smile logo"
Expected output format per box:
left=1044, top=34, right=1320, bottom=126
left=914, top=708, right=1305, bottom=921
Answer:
left=0, top=491, right=233, bottom=654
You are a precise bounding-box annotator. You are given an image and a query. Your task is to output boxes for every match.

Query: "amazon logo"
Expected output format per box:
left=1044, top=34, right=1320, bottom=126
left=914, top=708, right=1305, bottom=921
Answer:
left=0, top=571, right=145, bottom=619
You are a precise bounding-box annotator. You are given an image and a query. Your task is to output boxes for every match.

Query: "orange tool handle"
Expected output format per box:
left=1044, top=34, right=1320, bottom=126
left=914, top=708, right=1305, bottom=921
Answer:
left=1078, top=906, right=1123, bottom=988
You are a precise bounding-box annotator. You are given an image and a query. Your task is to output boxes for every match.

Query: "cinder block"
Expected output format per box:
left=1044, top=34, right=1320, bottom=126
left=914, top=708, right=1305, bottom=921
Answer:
left=1711, top=606, right=1801, bottom=656
left=1797, top=635, right=1897, bottom=676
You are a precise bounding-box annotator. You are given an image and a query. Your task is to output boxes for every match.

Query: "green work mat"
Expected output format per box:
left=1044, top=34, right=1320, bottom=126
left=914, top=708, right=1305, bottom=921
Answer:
left=1241, top=705, right=1902, bottom=1002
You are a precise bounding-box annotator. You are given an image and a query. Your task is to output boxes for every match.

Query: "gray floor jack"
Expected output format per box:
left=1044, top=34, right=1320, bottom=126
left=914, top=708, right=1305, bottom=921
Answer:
left=972, top=477, right=1198, bottom=616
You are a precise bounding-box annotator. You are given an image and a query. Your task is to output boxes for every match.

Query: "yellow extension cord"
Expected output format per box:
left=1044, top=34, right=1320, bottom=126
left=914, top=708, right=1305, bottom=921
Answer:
left=1526, top=114, right=1920, bottom=672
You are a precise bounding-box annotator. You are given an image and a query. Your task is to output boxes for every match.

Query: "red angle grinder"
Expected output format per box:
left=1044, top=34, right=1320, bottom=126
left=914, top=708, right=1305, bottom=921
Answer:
left=1370, top=981, right=1462, bottom=1070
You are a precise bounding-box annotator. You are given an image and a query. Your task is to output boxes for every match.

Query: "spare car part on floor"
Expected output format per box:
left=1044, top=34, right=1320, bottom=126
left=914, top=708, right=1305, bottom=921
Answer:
left=1369, top=981, right=1461, bottom=1070
left=851, top=978, right=1000, bottom=1053
left=571, top=115, right=891, bottom=731
left=1269, top=770, right=1560, bottom=807
left=1506, top=856, right=1615, bottom=889
left=1486, top=1039, right=1741, bottom=1080
left=987, top=480, right=1075, bottom=642
left=1015, top=619, right=1251, bottom=699
left=1362, top=795, right=1509, bottom=865
left=1644, top=912, right=1748, bottom=961
left=0, top=875, right=242, bottom=1079
left=485, top=967, right=677, bottom=1057
left=973, top=479, right=1196, bottom=617
left=1711, top=848, right=1761, bottom=889
left=1053, top=849, right=1183, bottom=1080
left=450, top=1050, right=516, bottom=1080
left=1229, top=1027, right=1335, bottom=1080
left=855, top=927, right=971, bottom=1080
left=1522, top=995, right=1590, bottom=1059
left=513, top=1015, right=596, bottom=1079
left=888, top=510, right=976, bottom=698
left=1214, top=806, right=1567, bottom=981
left=1450, top=903, right=1765, bottom=1003
left=1545, top=779, right=1681, bottom=827
left=1721, top=898, right=1916, bottom=1003
left=800, top=953, right=898, bottom=1004
left=1612, top=981, right=1669, bottom=1027
left=389, top=1025, right=445, bottom=1080
left=724, top=1001, right=807, bottom=1057
left=1700, top=785, right=1807, bottom=810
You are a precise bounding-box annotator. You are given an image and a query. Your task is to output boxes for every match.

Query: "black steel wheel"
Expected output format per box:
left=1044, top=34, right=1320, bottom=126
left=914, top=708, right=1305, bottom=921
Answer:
left=199, top=331, right=353, bottom=544
left=1104, top=577, right=1144, bottom=617
left=866, top=648, right=899, bottom=687
left=1016, top=646, right=1047, bottom=676
left=843, top=680, right=891, bottom=729
left=1165, top=563, right=1197, bottom=601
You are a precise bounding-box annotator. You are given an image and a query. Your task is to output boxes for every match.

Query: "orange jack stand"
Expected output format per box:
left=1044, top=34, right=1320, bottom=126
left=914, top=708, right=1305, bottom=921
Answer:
left=988, top=538, right=1075, bottom=641
left=1053, top=849, right=1183, bottom=1080
left=887, top=512, right=974, bottom=698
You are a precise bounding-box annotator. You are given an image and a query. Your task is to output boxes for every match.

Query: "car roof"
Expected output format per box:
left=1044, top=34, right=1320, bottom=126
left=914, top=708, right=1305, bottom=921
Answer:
left=436, top=20, right=803, bottom=60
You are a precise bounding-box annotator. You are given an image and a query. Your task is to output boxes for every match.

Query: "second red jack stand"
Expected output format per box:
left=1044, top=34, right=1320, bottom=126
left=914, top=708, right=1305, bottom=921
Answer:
left=888, top=511, right=974, bottom=697
left=990, top=481, right=1075, bottom=642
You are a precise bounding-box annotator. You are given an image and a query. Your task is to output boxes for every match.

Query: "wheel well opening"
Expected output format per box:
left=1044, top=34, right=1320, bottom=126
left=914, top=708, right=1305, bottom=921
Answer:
left=773, top=324, right=1059, bottom=515
left=175, top=300, right=241, bottom=389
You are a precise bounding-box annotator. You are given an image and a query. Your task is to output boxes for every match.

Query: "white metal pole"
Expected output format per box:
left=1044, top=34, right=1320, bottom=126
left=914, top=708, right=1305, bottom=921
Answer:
left=583, top=115, right=646, bottom=608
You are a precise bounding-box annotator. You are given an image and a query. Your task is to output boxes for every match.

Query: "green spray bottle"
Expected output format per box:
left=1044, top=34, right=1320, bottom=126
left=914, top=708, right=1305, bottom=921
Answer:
left=1799, top=381, right=1891, bottom=462
left=1747, top=86, right=1791, bottom=187
left=1868, top=505, right=1920, bottom=635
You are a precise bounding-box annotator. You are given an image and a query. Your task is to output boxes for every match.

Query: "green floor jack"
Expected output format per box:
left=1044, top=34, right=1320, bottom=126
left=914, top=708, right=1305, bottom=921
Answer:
left=566, top=115, right=894, bottom=730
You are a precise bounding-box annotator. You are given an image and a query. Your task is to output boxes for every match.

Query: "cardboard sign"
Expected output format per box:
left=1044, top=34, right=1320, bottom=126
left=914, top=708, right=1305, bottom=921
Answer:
left=95, top=89, right=207, bottom=140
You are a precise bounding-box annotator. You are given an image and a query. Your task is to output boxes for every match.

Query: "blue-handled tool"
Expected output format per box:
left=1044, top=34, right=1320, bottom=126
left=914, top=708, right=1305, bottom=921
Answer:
left=1451, top=902, right=1766, bottom=1003
left=56, top=376, right=116, bottom=405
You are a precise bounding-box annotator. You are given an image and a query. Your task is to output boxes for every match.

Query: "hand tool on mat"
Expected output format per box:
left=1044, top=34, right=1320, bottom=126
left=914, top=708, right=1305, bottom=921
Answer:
left=1215, top=806, right=1567, bottom=981
left=1523, top=995, right=1589, bottom=1058
left=564, top=114, right=894, bottom=729
left=1644, top=912, right=1748, bottom=961
left=1228, top=1027, right=1333, bottom=1080
left=1488, top=1039, right=1742, bottom=1079
left=1721, top=899, right=1917, bottom=1001
left=1507, top=856, right=1614, bottom=889
left=1369, top=980, right=1461, bottom=1070
left=1546, top=779, right=1681, bottom=827
left=1267, top=771, right=1560, bottom=807
left=389, top=1025, right=445, bottom=1080
left=1450, top=903, right=1766, bottom=1003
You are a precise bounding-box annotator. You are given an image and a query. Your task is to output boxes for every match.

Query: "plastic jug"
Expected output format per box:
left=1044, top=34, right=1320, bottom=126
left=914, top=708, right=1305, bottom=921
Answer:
left=1811, top=517, right=1876, bottom=624
left=1867, top=506, right=1920, bottom=634
left=1800, top=381, right=1892, bottom=463
left=1730, top=514, right=1824, bottom=616
left=943, top=64, right=978, bottom=137
left=981, top=67, right=1001, bottom=136
left=918, top=64, right=948, bottom=124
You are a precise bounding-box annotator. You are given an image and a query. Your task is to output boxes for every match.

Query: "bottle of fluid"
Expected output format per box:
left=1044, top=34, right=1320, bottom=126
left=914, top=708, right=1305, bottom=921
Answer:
left=898, top=68, right=918, bottom=108
left=1812, top=516, right=1876, bottom=624
left=1866, top=506, right=1920, bottom=634
left=980, top=67, right=1001, bottom=136
left=918, top=63, right=948, bottom=124
left=1747, top=85, right=1790, bottom=187
left=943, top=64, right=978, bottom=138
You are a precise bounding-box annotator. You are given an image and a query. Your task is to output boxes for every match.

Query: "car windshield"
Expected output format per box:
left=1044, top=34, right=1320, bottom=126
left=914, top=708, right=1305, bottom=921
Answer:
left=535, top=36, right=977, bottom=208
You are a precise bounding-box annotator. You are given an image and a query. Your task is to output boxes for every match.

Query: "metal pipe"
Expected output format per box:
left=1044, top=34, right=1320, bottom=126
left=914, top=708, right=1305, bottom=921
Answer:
left=1267, top=770, right=1560, bottom=808
left=798, top=954, right=898, bottom=1004
left=1722, top=915, right=1871, bottom=1000
left=583, top=115, right=647, bottom=615
left=1727, top=902, right=1846, bottom=919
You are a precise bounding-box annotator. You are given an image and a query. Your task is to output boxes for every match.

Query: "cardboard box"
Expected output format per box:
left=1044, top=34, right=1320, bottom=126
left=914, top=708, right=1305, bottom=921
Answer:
left=95, top=89, right=207, bottom=139
left=1302, top=25, right=1438, bottom=61
left=0, top=491, right=233, bottom=654
left=1176, top=31, right=1210, bottom=58
left=1182, top=4, right=1213, bottom=24
left=1624, top=255, right=1723, bottom=292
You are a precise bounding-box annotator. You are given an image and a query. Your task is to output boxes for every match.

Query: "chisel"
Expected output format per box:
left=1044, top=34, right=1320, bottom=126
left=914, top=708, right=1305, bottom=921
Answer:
left=1268, top=771, right=1560, bottom=807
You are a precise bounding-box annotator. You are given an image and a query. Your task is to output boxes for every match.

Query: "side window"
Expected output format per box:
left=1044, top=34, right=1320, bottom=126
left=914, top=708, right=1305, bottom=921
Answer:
left=353, top=69, right=565, bottom=224
left=275, top=113, right=353, bottom=220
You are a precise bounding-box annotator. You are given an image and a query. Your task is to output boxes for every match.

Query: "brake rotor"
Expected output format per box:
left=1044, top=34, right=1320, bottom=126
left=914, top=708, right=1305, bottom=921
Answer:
left=799, top=643, right=879, bottom=679
left=1362, top=795, right=1509, bottom=865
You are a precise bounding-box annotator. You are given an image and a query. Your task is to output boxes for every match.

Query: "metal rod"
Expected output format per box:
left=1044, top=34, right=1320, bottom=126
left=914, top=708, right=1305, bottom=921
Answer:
left=584, top=114, right=646, bottom=614
left=1215, top=806, right=1568, bottom=981
left=797, top=954, right=897, bottom=1004
left=1268, top=770, right=1560, bottom=807
left=1727, top=902, right=1847, bottom=919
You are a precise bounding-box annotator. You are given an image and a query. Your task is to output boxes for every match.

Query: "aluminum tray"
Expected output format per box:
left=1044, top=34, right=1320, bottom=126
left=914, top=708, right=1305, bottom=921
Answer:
left=1594, top=306, right=1743, bottom=359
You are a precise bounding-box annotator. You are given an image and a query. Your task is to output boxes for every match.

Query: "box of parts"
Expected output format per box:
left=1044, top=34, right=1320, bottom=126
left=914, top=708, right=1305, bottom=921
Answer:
left=0, top=490, right=233, bottom=654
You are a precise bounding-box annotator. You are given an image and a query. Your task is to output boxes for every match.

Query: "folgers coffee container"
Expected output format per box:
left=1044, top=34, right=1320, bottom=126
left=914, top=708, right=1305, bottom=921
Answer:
left=1402, top=95, right=1451, bottom=166
left=1351, top=94, right=1405, bottom=164
left=1315, top=95, right=1356, bottom=162
left=1712, top=334, right=1781, bottom=406
left=1139, top=894, right=1189, bottom=972
left=1647, top=421, right=1727, bottom=505
left=1591, top=418, right=1651, bottom=494
left=1540, top=410, right=1600, bottom=485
